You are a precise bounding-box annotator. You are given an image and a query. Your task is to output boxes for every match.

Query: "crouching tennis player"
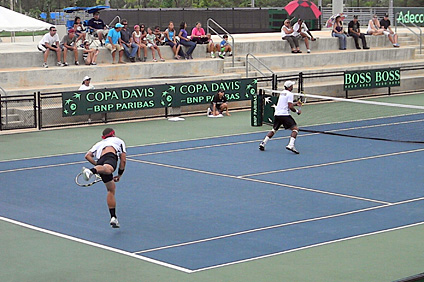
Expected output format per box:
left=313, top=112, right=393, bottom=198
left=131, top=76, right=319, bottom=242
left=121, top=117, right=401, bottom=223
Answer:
left=82, top=128, right=126, bottom=228
left=259, top=80, right=302, bottom=154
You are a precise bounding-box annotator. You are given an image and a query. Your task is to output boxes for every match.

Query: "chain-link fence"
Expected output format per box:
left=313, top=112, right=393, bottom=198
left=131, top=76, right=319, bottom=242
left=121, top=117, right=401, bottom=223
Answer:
left=0, top=93, right=37, bottom=130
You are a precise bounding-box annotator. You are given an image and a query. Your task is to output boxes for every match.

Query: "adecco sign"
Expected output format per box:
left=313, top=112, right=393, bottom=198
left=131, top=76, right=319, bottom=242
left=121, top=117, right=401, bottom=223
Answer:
left=394, top=8, right=424, bottom=26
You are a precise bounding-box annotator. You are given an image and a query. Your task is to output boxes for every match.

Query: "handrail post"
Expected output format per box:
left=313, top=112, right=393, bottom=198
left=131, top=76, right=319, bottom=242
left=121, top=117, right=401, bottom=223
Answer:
left=206, top=18, right=235, bottom=67
left=245, top=54, right=249, bottom=77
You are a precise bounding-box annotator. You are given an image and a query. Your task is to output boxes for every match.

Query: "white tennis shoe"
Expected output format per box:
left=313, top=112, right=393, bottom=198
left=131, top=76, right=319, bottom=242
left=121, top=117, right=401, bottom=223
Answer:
left=110, top=217, right=120, bottom=228
left=81, top=167, right=93, bottom=181
left=286, top=145, right=299, bottom=154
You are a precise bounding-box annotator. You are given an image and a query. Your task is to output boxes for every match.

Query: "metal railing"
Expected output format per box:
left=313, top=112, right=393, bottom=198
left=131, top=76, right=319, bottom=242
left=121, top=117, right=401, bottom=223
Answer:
left=394, top=13, right=422, bottom=55
left=0, top=86, right=8, bottom=126
left=245, top=53, right=274, bottom=77
left=206, top=18, right=235, bottom=67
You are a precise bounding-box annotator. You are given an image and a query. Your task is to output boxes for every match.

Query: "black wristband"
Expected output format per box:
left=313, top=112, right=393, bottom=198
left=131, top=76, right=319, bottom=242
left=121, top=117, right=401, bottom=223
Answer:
left=118, top=168, right=124, bottom=175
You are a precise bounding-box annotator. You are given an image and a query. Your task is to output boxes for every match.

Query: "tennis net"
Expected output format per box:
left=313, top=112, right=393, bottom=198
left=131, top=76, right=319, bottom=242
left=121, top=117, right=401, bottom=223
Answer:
left=260, top=89, right=424, bottom=144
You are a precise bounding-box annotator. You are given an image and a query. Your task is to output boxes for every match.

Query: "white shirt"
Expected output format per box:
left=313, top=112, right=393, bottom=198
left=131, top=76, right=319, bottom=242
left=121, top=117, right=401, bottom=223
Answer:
left=78, top=84, right=95, bottom=90
left=274, top=90, right=293, bottom=116
left=292, top=22, right=309, bottom=37
left=281, top=25, right=294, bottom=38
left=89, top=136, right=126, bottom=160
left=39, top=32, right=60, bottom=46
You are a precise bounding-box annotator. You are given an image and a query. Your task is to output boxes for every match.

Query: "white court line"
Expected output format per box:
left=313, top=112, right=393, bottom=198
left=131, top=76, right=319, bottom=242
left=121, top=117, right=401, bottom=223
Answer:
left=0, top=130, right=268, bottom=163
left=0, top=160, right=86, bottom=174
left=240, top=148, right=424, bottom=178
left=135, top=196, right=424, bottom=255
left=190, top=221, right=424, bottom=273
left=128, top=158, right=389, bottom=205
left=0, top=216, right=193, bottom=273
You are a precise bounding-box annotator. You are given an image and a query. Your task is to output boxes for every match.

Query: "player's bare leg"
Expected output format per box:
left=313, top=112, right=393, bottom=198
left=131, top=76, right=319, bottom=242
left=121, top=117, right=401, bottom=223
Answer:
left=259, top=129, right=276, bottom=151
left=286, top=126, right=299, bottom=154
left=105, top=180, right=119, bottom=228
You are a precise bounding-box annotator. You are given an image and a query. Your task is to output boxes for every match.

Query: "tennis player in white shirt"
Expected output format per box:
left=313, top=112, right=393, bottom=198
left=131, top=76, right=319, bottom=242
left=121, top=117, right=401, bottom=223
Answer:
left=82, top=128, right=127, bottom=228
left=259, top=80, right=302, bottom=154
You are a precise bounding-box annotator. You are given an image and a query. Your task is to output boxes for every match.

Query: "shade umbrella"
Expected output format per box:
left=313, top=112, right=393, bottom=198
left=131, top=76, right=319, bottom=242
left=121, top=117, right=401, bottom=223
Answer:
left=284, top=0, right=322, bottom=20
left=326, top=13, right=346, bottom=28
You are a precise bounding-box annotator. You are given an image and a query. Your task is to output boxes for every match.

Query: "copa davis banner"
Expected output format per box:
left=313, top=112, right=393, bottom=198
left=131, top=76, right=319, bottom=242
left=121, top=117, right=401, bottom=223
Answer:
left=62, top=78, right=257, bottom=116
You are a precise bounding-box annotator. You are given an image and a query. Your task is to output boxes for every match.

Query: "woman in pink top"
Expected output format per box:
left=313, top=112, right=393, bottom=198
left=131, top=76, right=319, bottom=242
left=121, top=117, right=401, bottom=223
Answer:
left=191, top=22, right=217, bottom=58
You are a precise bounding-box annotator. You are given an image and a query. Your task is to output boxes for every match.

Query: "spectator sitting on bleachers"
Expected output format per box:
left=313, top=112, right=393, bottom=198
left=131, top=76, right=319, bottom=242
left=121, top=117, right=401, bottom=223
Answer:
left=133, top=25, right=147, bottom=61
left=87, top=12, right=108, bottom=45
left=154, top=26, right=165, bottom=46
left=367, top=15, right=384, bottom=36
left=380, top=14, right=399, bottom=47
left=146, top=27, right=165, bottom=62
left=37, top=26, right=64, bottom=68
left=120, top=19, right=138, bottom=62
left=105, top=23, right=125, bottom=64
left=82, top=40, right=99, bottom=65
left=348, top=15, right=370, bottom=50
left=179, top=21, right=196, bottom=59
left=164, top=21, right=186, bottom=60
left=293, top=19, right=315, bottom=53
left=332, top=16, right=347, bottom=50
left=73, top=17, right=86, bottom=45
left=60, top=28, right=79, bottom=66
left=191, top=22, right=216, bottom=58
left=217, top=34, right=232, bottom=59
left=281, top=19, right=301, bottom=53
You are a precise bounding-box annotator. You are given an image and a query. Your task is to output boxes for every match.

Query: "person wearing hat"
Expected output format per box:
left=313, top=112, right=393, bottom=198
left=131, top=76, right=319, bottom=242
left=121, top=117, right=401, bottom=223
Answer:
left=293, top=19, right=316, bottom=53
left=105, top=23, right=125, bottom=64
left=348, top=15, right=370, bottom=50
left=60, top=28, right=79, bottom=66
left=79, top=76, right=95, bottom=91
left=87, top=11, right=108, bottom=45
left=259, top=80, right=302, bottom=154
left=380, top=14, right=399, bottom=47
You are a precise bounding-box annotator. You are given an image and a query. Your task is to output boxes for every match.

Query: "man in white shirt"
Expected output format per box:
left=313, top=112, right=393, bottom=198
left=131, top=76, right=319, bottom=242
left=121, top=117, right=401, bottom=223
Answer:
left=82, top=128, right=127, bottom=228
left=38, top=26, right=64, bottom=68
left=259, top=81, right=302, bottom=154
left=78, top=76, right=95, bottom=90
left=292, top=19, right=316, bottom=53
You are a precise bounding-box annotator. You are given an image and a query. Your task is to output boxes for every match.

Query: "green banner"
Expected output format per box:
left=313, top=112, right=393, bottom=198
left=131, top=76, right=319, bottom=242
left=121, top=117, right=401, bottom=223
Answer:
left=170, top=78, right=257, bottom=107
left=394, top=8, right=424, bottom=26
left=62, top=78, right=257, bottom=117
left=343, top=68, right=400, bottom=91
left=251, top=92, right=263, bottom=126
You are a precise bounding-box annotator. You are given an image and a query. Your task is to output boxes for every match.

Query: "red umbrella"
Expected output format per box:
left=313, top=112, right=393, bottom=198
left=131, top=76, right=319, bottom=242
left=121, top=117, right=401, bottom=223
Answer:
left=284, top=0, right=322, bottom=20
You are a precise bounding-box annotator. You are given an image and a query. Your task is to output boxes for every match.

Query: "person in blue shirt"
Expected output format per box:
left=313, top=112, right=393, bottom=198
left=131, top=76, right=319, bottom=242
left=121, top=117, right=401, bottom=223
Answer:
left=105, top=23, right=125, bottom=64
left=217, top=34, right=232, bottom=59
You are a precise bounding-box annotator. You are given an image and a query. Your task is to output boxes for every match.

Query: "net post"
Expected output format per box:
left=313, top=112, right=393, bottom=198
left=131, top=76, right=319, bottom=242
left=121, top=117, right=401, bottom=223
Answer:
left=345, top=90, right=349, bottom=99
left=37, top=91, right=42, bottom=130
left=0, top=93, right=2, bottom=131
left=388, top=86, right=391, bottom=96
left=33, top=92, right=37, bottom=128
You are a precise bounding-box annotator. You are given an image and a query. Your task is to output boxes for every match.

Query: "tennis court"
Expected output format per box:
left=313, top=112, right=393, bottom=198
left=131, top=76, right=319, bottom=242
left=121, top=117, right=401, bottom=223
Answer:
left=1, top=92, right=424, bottom=281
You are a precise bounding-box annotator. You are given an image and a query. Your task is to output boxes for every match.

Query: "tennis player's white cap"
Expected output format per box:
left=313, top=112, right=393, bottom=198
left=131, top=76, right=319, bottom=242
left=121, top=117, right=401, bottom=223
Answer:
left=284, top=80, right=295, bottom=88
left=83, top=76, right=91, bottom=81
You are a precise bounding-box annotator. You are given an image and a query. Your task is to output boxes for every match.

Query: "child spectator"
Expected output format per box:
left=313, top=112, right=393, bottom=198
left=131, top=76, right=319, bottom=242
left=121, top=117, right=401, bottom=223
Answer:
left=60, top=28, right=79, bottom=66
left=178, top=21, right=196, bottom=59
left=146, top=27, right=165, bottom=62
left=82, top=41, right=99, bottom=65
left=73, top=16, right=86, bottom=46
left=154, top=26, right=165, bottom=46
left=217, top=34, right=232, bottom=59
left=164, top=21, right=186, bottom=60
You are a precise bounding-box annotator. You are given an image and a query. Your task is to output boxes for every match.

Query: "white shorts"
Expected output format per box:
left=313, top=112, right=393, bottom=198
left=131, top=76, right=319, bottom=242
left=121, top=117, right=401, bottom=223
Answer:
left=383, top=30, right=395, bottom=36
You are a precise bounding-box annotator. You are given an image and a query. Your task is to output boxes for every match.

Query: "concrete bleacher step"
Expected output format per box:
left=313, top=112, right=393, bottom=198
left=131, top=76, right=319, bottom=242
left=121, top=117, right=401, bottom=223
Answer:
left=0, top=58, right=225, bottom=91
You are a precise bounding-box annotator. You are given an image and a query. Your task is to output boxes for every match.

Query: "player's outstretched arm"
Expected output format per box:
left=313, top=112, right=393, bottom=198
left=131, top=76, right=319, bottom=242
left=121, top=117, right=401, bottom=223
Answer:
left=85, top=151, right=97, bottom=165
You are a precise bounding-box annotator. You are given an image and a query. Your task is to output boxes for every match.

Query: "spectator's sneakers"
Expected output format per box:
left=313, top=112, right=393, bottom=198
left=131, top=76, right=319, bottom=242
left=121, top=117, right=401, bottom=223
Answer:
left=218, top=53, right=224, bottom=59
left=57, top=62, right=64, bottom=67
left=91, top=62, right=97, bottom=65
left=393, top=43, right=400, bottom=48
left=228, top=52, right=232, bottom=56
left=211, top=52, right=215, bottom=58
left=63, top=62, right=69, bottom=66
left=130, top=57, right=136, bottom=62
left=307, top=49, right=311, bottom=53
left=42, top=62, right=48, bottom=68
left=75, top=61, right=79, bottom=65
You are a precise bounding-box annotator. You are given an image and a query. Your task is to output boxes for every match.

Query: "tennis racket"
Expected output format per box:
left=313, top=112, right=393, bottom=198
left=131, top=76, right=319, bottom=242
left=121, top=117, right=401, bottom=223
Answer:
left=75, top=172, right=102, bottom=187
left=297, top=92, right=307, bottom=113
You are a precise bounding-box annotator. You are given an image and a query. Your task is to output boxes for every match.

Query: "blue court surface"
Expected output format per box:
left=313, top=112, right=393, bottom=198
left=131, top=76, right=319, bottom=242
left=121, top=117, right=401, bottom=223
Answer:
left=1, top=115, right=424, bottom=273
